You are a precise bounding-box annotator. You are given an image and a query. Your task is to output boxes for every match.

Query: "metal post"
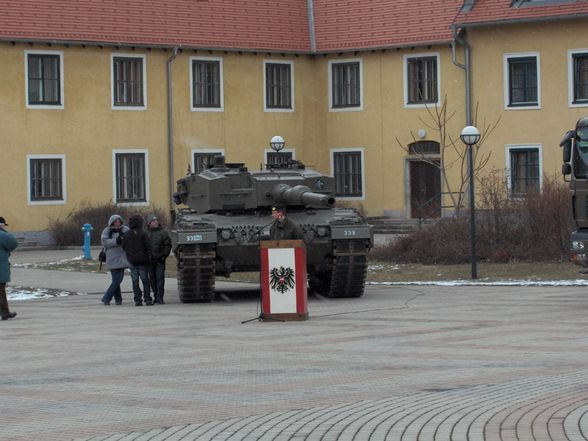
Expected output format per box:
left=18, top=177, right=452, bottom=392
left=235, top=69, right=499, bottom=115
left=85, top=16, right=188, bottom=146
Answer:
left=468, top=145, right=477, bottom=279
left=82, top=223, right=93, bottom=261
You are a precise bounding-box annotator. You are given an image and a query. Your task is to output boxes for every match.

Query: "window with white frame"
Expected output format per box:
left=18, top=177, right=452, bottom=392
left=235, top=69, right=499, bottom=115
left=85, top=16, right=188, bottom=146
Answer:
left=27, top=155, right=65, bottom=203
left=25, top=51, right=63, bottom=107
left=331, top=149, right=364, bottom=198
left=114, top=151, right=147, bottom=203
left=264, top=60, right=293, bottom=110
left=193, top=149, right=224, bottom=173
left=504, top=53, right=540, bottom=108
left=569, top=50, right=588, bottom=106
left=507, top=146, right=541, bottom=196
left=405, top=55, right=439, bottom=105
left=265, top=149, right=295, bottom=166
left=191, top=57, right=223, bottom=110
left=330, top=60, right=362, bottom=109
left=112, top=54, right=146, bottom=108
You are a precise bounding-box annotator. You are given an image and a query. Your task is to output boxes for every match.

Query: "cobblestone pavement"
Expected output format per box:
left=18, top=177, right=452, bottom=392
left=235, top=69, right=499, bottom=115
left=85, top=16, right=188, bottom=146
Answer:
left=1, top=269, right=588, bottom=440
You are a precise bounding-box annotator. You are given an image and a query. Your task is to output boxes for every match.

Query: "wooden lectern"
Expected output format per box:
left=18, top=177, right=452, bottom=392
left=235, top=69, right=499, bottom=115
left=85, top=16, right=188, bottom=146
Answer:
left=259, top=239, right=308, bottom=321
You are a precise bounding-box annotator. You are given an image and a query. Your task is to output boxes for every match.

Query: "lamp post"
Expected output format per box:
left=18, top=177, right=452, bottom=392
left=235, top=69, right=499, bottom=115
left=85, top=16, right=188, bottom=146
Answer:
left=460, top=126, right=481, bottom=279
left=270, top=135, right=285, bottom=152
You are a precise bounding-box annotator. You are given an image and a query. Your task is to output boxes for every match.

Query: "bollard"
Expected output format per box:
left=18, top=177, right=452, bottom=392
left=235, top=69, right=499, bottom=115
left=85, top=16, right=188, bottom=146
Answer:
left=82, top=223, right=93, bottom=260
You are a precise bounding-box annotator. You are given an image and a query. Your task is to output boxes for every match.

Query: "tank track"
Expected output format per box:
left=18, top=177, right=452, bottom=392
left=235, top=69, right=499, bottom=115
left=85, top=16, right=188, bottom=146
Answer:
left=176, top=244, right=216, bottom=303
left=310, top=239, right=369, bottom=298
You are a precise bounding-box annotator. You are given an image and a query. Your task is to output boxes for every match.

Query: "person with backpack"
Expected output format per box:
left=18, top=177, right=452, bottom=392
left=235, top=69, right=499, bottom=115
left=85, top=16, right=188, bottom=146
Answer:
left=145, top=214, right=172, bottom=304
left=122, top=214, right=153, bottom=306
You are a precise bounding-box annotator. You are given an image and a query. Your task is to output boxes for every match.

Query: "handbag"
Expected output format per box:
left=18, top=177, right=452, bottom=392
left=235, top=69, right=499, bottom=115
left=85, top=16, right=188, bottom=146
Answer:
left=98, top=248, right=106, bottom=270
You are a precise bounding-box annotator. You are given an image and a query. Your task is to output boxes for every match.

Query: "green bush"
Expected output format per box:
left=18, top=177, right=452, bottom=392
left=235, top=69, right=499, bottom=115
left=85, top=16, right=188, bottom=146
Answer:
left=372, top=172, right=574, bottom=264
left=48, top=202, right=171, bottom=246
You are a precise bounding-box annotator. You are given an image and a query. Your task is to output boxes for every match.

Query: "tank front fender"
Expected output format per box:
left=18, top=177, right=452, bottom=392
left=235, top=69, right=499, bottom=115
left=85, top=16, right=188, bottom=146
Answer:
left=172, top=229, right=218, bottom=248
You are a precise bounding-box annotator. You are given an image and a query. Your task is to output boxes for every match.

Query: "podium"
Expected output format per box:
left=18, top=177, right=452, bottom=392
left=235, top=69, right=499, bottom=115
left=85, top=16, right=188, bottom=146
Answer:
left=259, top=239, right=308, bottom=321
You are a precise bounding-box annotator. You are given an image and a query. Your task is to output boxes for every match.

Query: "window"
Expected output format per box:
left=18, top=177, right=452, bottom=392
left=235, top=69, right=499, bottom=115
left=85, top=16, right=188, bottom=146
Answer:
left=265, top=150, right=294, bottom=166
left=507, top=146, right=541, bottom=196
left=191, top=57, right=223, bottom=110
left=112, top=54, right=146, bottom=108
left=504, top=53, right=540, bottom=108
left=331, top=149, right=364, bottom=198
left=193, top=150, right=224, bottom=173
left=405, top=55, right=439, bottom=105
left=264, top=61, right=293, bottom=111
left=27, top=155, right=65, bottom=204
left=330, top=61, right=361, bottom=109
left=114, top=152, right=147, bottom=203
left=569, top=51, right=588, bottom=106
left=25, top=51, right=63, bottom=108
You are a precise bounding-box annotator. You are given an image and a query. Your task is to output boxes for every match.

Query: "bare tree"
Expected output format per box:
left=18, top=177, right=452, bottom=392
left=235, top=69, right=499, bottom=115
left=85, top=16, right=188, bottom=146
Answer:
left=396, top=96, right=500, bottom=215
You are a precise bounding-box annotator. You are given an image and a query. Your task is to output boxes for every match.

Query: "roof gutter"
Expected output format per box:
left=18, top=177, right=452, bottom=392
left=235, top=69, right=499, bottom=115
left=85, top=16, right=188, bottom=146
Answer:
left=307, top=0, right=316, bottom=53
left=451, top=25, right=472, bottom=126
left=167, top=46, right=180, bottom=215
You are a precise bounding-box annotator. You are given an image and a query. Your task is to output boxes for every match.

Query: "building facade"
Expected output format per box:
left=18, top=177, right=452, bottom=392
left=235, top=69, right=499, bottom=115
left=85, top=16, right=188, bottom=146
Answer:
left=0, top=0, right=587, bottom=235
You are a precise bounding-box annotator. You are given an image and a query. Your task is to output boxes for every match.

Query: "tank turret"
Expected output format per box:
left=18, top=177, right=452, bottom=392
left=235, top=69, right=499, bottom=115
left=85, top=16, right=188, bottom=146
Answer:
left=171, top=149, right=373, bottom=304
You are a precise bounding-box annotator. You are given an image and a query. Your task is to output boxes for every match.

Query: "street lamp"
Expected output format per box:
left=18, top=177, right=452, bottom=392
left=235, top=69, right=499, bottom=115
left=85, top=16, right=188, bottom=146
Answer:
left=460, top=125, right=481, bottom=279
left=270, top=135, right=285, bottom=152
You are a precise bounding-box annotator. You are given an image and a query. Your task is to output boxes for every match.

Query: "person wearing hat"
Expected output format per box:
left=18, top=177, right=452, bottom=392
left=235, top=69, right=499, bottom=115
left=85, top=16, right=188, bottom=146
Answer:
left=269, top=206, right=304, bottom=241
left=0, top=216, right=18, bottom=320
left=145, top=214, right=171, bottom=304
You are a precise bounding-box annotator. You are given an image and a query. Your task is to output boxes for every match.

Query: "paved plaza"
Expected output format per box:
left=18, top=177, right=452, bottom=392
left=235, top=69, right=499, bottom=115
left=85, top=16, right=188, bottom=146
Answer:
left=2, top=249, right=588, bottom=440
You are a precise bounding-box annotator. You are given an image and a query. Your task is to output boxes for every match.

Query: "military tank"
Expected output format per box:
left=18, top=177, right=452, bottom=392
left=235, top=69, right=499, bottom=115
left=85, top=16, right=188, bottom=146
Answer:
left=171, top=153, right=373, bottom=303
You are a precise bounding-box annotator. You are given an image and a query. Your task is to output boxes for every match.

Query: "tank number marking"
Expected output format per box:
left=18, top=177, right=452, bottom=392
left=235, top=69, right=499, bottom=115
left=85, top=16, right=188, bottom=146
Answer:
left=186, top=234, right=203, bottom=242
left=343, top=229, right=358, bottom=236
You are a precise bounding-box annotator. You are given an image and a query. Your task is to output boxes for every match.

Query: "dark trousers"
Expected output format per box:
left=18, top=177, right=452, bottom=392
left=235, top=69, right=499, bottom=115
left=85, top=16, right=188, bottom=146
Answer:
left=0, top=283, right=12, bottom=317
left=130, top=265, right=151, bottom=304
left=148, top=261, right=166, bottom=303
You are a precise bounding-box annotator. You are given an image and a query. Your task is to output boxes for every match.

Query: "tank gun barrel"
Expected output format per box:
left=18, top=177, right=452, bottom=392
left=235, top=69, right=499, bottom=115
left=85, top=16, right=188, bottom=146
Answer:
left=270, top=184, right=335, bottom=207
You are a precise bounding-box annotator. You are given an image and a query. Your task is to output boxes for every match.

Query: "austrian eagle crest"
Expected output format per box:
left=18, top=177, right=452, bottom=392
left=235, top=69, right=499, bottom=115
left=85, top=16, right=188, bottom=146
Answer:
left=269, top=266, right=295, bottom=293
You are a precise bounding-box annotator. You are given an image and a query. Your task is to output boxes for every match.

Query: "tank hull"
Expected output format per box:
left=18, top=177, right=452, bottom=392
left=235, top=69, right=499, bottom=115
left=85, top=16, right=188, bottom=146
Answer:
left=171, top=208, right=373, bottom=302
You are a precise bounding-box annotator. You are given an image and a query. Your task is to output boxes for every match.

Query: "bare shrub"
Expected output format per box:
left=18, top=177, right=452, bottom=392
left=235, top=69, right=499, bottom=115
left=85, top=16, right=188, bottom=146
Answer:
left=48, top=202, right=171, bottom=246
left=376, top=171, right=574, bottom=263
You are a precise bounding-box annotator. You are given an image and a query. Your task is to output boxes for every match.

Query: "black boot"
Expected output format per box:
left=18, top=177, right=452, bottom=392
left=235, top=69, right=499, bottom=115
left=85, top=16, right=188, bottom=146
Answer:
left=1, top=312, right=17, bottom=320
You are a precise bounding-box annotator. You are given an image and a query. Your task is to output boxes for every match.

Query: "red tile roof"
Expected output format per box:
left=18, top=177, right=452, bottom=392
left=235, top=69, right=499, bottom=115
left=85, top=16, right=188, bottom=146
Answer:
left=0, top=0, right=311, bottom=52
left=0, top=0, right=466, bottom=53
left=455, top=0, right=588, bottom=26
left=313, top=0, right=464, bottom=52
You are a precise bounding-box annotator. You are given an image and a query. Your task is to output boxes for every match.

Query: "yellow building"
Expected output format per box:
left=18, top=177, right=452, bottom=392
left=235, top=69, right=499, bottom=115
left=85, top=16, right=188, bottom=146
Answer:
left=0, top=0, right=587, bottom=240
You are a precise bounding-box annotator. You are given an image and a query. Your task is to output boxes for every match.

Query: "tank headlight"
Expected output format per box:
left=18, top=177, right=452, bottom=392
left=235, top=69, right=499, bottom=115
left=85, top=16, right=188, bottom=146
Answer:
left=572, top=241, right=585, bottom=250
left=317, top=226, right=328, bottom=237
left=220, top=229, right=232, bottom=240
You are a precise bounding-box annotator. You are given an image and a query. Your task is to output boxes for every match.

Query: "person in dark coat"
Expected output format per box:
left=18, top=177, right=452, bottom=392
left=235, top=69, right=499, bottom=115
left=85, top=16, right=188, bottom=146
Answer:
left=100, top=214, right=129, bottom=305
left=0, top=216, right=18, bottom=320
left=145, top=214, right=172, bottom=305
left=269, top=206, right=304, bottom=240
left=122, top=214, right=153, bottom=306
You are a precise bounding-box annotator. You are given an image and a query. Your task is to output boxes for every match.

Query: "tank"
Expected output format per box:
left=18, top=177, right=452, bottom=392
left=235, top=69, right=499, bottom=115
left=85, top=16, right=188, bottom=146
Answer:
left=171, top=154, right=373, bottom=303
left=562, top=116, right=588, bottom=266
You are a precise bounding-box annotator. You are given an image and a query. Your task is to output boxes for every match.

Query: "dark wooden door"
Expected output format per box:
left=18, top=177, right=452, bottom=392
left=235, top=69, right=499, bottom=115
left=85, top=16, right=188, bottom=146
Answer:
left=410, top=161, right=441, bottom=219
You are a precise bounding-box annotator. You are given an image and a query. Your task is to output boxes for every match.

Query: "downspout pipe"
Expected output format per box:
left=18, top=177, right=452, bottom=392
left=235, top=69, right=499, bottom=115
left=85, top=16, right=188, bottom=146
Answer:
left=167, top=46, right=180, bottom=215
left=451, top=25, right=471, bottom=125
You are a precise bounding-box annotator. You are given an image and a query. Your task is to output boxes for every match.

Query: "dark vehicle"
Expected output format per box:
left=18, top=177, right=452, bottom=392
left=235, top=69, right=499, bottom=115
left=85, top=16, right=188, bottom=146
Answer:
left=171, top=153, right=373, bottom=303
left=562, top=116, right=588, bottom=266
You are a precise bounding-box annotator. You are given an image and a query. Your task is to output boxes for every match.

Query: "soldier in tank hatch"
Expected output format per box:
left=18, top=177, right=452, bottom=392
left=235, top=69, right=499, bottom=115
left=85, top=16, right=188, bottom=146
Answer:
left=269, top=206, right=304, bottom=241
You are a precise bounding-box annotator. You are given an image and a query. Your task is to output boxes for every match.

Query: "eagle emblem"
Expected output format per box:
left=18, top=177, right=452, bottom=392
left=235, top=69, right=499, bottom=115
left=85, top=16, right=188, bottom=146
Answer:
left=269, top=266, right=295, bottom=293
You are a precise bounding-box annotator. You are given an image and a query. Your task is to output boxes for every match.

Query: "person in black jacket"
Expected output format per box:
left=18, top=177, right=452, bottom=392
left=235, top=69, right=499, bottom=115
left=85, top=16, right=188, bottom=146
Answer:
left=122, top=214, right=153, bottom=306
left=145, top=214, right=172, bottom=304
left=269, top=206, right=304, bottom=240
